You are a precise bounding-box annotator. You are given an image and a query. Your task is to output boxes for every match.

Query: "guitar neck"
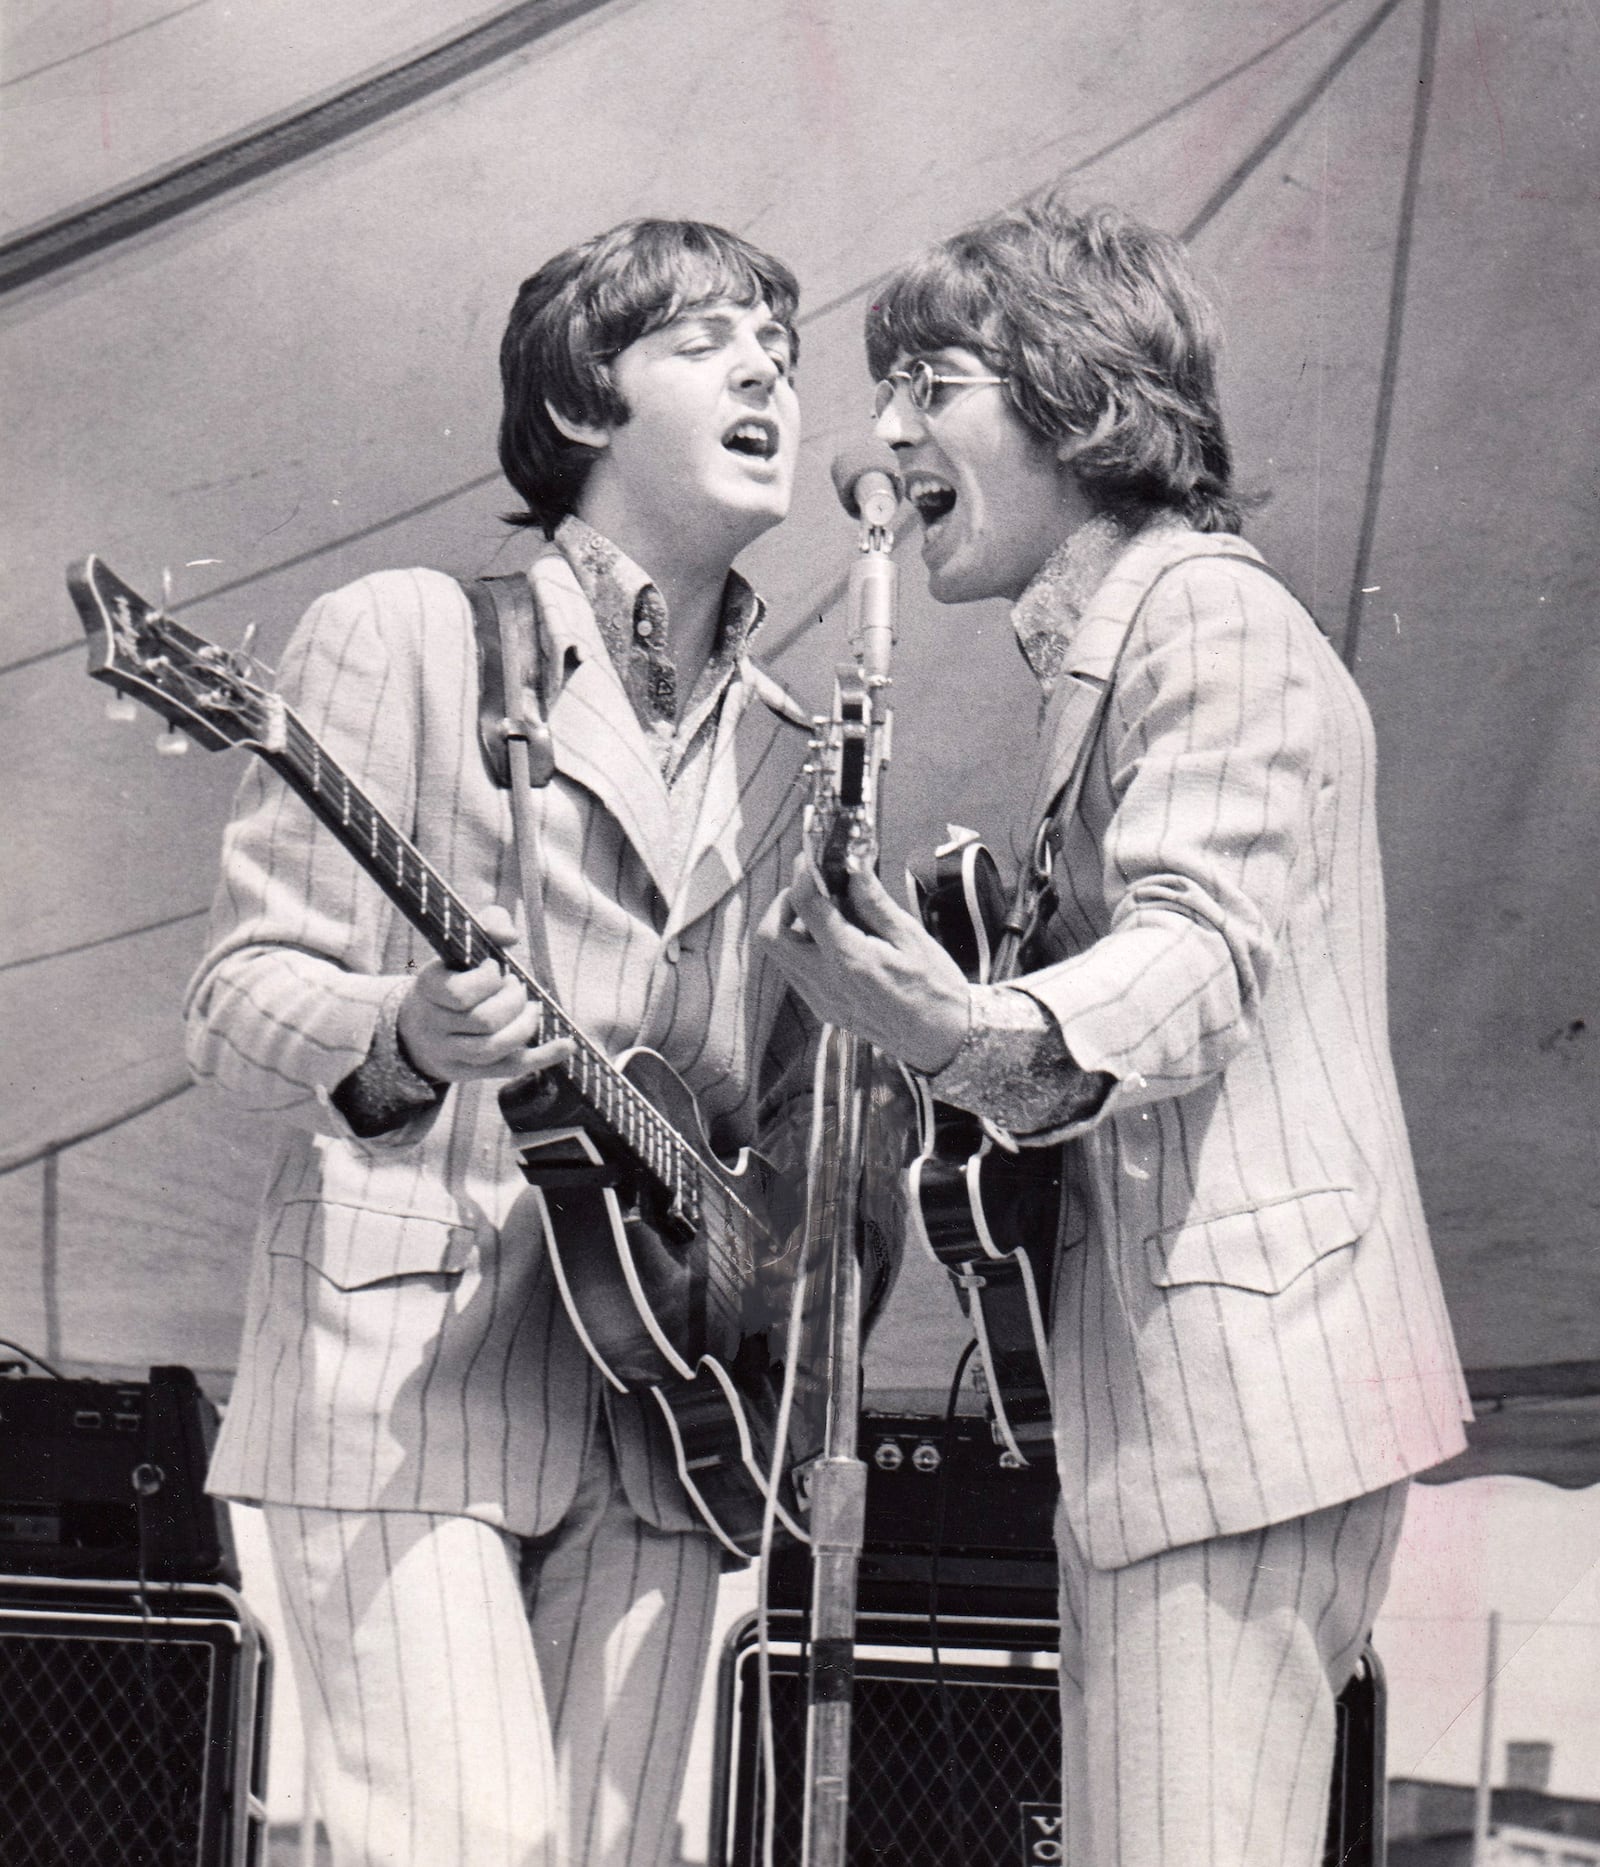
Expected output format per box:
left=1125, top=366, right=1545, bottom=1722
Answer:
left=266, top=707, right=699, bottom=1213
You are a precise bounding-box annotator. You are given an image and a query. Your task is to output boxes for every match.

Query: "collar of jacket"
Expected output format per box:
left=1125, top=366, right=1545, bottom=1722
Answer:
left=553, top=513, right=764, bottom=713
left=523, top=544, right=808, bottom=920
left=1020, top=517, right=1269, bottom=836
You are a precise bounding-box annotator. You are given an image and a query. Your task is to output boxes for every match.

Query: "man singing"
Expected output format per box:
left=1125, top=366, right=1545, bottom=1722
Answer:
left=187, top=218, right=814, bottom=1866
left=763, top=196, right=1470, bottom=1867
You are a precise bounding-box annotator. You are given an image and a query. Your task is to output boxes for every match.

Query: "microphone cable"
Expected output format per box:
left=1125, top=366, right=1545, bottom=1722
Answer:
left=928, top=1337, right=978, bottom=1867
left=754, top=1020, right=837, bottom=1867
left=134, top=1444, right=187, bottom=1852
left=0, top=1335, right=65, bottom=1378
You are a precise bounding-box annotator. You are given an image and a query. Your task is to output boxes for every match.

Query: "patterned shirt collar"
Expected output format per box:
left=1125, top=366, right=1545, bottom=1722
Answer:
left=553, top=513, right=765, bottom=739
left=1008, top=512, right=1140, bottom=699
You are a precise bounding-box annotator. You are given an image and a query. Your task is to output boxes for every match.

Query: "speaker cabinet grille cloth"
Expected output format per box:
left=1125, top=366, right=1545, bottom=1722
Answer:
left=714, top=1616, right=1381, bottom=1867
left=718, top=1627, right=1062, bottom=1867
left=0, top=1579, right=270, bottom=1866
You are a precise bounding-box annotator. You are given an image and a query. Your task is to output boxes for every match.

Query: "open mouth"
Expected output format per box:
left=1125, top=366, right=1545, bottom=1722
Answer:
left=722, top=417, right=780, bottom=461
left=905, top=472, right=957, bottom=525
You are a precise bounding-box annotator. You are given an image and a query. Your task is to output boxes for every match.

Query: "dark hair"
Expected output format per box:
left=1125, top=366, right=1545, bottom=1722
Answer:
left=865, top=196, right=1247, bottom=532
left=498, top=218, right=800, bottom=536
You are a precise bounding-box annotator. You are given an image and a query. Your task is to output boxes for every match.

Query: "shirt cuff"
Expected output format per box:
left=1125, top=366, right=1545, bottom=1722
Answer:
left=927, top=983, right=1112, bottom=1139
left=330, top=979, right=447, bottom=1138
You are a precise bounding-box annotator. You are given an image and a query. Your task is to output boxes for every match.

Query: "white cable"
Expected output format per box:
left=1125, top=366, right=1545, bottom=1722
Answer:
left=755, top=1021, right=836, bottom=1867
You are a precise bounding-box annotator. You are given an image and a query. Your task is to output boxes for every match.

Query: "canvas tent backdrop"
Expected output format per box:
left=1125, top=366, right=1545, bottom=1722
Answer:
left=2, top=0, right=1596, bottom=1485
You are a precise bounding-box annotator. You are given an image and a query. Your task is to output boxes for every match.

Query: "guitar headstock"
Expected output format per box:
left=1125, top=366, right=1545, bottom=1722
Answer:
left=804, top=663, right=879, bottom=900
left=68, top=555, right=280, bottom=754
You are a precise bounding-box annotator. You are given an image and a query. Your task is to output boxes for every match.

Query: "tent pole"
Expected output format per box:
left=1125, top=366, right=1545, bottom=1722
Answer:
left=1470, top=1609, right=1500, bottom=1867
left=41, top=1145, right=61, bottom=1365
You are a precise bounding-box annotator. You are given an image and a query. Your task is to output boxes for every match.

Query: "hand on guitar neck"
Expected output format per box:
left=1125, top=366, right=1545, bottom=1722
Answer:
left=761, top=853, right=971, bottom=1078
left=396, top=904, right=575, bottom=1085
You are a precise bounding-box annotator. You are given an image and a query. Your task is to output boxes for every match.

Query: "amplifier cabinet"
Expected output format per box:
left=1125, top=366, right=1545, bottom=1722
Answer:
left=0, top=1367, right=235, bottom=1584
left=771, top=1414, right=1060, bottom=1622
left=0, top=1575, right=271, bottom=1867
left=710, top=1609, right=1383, bottom=1867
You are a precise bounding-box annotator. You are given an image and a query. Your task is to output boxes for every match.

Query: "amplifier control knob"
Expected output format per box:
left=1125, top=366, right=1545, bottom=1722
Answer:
left=872, top=1440, right=904, bottom=1471
left=911, top=1442, right=942, bottom=1474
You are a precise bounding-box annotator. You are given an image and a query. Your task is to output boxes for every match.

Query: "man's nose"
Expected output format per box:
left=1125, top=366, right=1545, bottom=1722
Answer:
left=733, top=340, right=781, bottom=393
left=872, top=392, right=921, bottom=449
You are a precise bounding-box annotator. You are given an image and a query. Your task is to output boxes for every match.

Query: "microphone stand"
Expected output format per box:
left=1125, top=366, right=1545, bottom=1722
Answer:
left=799, top=506, right=896, bottom=1867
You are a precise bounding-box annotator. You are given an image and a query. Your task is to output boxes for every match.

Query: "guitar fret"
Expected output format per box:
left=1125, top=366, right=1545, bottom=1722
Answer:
left=270, top=710, right=707, bottom=1222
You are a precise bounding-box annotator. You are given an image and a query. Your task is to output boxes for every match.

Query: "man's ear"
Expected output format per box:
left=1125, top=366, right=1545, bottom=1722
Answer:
left=545, top=399, right=610, bottom=450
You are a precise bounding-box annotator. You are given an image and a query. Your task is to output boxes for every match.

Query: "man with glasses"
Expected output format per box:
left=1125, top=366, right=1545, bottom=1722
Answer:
left=762, top=196, right=1468, bottom=1867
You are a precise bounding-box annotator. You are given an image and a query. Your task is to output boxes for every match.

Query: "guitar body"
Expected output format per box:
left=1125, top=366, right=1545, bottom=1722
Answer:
left=907, top=835, right=1063, bottom=1462
left=504, top=1047, right=812, bottom=1557
left=68, top=555, right=819, bottom=1562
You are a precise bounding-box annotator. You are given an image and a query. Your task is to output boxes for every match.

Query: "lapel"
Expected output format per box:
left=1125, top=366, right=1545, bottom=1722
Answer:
left=526, top=550, right=678, bottom=898
left=1025, top=525, right=1266, bottom=832
left=664, top=658, right=808, bottom=940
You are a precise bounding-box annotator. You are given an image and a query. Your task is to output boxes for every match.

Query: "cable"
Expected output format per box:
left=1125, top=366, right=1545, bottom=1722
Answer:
left=928, top=1337, right=979, bottom=1867
left=0, top=1336, right=66, bottom=1378
left=134, top=1472, right=188, bottom=1850
left=754, top=1023, right=836, bottom=1867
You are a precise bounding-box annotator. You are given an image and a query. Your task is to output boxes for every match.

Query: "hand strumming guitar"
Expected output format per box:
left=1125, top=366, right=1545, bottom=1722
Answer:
left=759, top=853, right=971, bottom=1075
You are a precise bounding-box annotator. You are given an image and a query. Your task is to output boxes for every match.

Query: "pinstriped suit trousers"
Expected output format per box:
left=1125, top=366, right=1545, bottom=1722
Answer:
left=1055, top=1480, right=1408, bottom=1867
left=263, top=1425, right=722, bottom=1867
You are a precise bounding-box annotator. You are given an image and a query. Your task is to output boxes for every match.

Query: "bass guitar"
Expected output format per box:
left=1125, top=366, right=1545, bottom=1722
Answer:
left=905, top=826, right=1063, bottom=1463
left=69, top=556, right=809, bottom=1559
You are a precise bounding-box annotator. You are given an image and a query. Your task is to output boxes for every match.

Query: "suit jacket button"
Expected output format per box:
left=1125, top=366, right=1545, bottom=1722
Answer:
left=663, top=935, right=682, bottom=963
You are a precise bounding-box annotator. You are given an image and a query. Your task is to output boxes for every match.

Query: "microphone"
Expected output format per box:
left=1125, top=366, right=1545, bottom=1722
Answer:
left=830, top=443, right=902, bottom=529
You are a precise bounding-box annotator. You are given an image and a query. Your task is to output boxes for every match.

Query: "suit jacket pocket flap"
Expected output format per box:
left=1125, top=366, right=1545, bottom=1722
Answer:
left=268, top=1201, right=474, bottom=1291
left=1146, top=1186, right=1370, bottom=1295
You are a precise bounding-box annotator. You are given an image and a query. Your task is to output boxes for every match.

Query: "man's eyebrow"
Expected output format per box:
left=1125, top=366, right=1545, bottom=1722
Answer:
left=664, top=306, right=794, bottom=347
left=665, top=306, right=739, bottom=337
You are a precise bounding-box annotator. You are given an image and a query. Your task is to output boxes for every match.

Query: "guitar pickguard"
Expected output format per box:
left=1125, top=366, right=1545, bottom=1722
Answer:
left=907, top=835, right=1064, bottom=1464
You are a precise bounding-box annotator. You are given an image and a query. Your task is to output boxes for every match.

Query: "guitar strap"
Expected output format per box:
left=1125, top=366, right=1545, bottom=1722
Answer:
left=462, top=572, right=558, bottom=998
left=991, top=679, right=1117, bottom=985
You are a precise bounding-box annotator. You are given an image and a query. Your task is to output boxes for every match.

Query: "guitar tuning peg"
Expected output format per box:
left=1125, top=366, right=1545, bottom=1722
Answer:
left=105, top=695, right=138, bottom=723
left=156, top=726, right=188, bottom=756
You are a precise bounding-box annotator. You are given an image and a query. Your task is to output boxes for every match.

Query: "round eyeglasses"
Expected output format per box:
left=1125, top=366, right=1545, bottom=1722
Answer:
left=872, top=359, right=1009, bottom=419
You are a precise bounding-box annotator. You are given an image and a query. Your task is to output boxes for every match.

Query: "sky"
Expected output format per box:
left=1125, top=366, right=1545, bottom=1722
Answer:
left=1377, top=1475, right=1600, bottom=1800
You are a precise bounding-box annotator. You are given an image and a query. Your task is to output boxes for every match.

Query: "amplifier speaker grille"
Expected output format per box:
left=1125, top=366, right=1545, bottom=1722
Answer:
left=0, top=1580, right=270, bottom=1867
left=713, top=1615, right=1382, bottom=1867
left=723, top=1644, right=1058, bottom=1867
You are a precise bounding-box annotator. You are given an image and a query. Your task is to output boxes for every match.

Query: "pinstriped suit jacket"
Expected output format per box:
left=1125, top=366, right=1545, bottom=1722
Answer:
left=1012, top=523, right=1470, bottom=1570
left=188, top=548, right=810, bottom=1538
